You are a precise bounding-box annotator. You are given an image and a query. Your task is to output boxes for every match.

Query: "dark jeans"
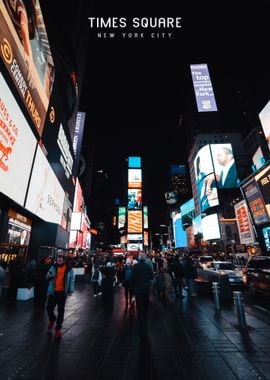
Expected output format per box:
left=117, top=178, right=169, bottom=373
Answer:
left=93, top=281, right=100, bottom=295
left=135, top=293, right=150, bottom=336
left=172, top=277, right=183, bottom=297
left=124, top=285, right=133, bottom=305
left=46, top=291, right=66, bottom=330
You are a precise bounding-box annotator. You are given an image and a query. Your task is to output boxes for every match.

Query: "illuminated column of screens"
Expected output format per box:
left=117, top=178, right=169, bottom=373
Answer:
left=127, top=156, right=143, bottom=251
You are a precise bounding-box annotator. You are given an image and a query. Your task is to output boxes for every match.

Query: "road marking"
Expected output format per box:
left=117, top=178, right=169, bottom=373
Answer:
left=253, top=305, right=270, bottom=314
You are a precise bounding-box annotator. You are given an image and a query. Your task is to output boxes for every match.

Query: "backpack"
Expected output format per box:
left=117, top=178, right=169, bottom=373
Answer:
left=125, top=267, right=132, bottom=284
left=92, top=270, right=99, bottom=282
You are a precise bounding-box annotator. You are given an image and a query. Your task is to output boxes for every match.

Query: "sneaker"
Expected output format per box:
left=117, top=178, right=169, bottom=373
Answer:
left=93, top=294, right=97, bottom=297
left=48, top=321, right=55, bottom=331
left=55, top=329, right=62, bottom=339
left=98, top=292, right=102, bottom=295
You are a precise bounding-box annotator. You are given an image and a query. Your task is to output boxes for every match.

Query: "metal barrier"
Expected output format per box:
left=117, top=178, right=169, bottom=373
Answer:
left=233, top=291, right=247, bottom=329
left=212, top=282, right=220, bottom=310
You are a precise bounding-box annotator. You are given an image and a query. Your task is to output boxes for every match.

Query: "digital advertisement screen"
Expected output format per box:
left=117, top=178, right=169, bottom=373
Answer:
left=193, top=215, right=203, bottom=236
left=143, top=206, right=148, bottom=228
left=255, top=164, right=270, bottom=219
left=128, top=169, right=142, bottom=188
left=128, top=234, right=143, bottom=241
left=128, top=189, right=142, bottom=209
left=0, top=73, right=37, bottom=206
left=127, top=243, right=143, bottom=251
left=197, top=173, right=219, bottom=212
left=127, top=210, right=142, bottom=233
left=186, top=225, right=195, bottom=248
left=73, top=178, right=83, bottom=212
left=252, top=146, right=265, bottom=172
left=0, top=0, right=55, bottom=136
left=201, top=214, right=221, bottom=240
left=180, top=198, right=195, bottom=229
left=173, top=213, right=187, bottom=248
left=242, top=179, right=269, bottom=225
left=25, top=145, right=65, bottom=225
left=144, top=231, right=149, bottom=246
left=128, top=156, right=141, bottom=168
left=234, top=200, right=255, bottom=245
left=259, top=100, right=270, bottom=153
left=210, top=143, right=239, bottom=188
left=190, top=63, right=218, bottom=112
left=262, top=227, right=270, bottom=252
left=194, top=145, right=214, bottom=181
left=118, top=207, right=126, bottom=229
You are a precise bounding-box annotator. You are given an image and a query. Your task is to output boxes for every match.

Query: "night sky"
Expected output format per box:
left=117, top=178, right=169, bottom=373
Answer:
left=44, top=1, right=270, bottom=229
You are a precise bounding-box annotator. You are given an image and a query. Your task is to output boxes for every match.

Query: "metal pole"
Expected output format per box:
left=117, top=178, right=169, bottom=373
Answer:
left=212, top=282, right=220, bottom=310
left=233, top=291, right=247, bottom=329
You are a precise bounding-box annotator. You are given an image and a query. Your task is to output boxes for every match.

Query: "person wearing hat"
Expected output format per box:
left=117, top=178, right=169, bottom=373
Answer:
left=130, top=252, right=154, bottom=338
left=46, top=254, right=74, bottom=339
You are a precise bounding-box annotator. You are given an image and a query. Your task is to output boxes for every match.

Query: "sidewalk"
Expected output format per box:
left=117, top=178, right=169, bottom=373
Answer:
left=0, top=282, right=269, bottom=380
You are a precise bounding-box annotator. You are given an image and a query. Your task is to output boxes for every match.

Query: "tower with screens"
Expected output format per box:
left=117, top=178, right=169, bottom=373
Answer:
left=127, top=156, right=144, bottom=252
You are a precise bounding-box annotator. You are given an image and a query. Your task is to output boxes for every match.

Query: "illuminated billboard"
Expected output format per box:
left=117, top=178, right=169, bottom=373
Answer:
left=173, top=213, right=187, bottom=248
left=128, top=189, right=142, bottom=210
left=25, top=145, right=65, bottom=225
left=180, top=198, right=194, bottom=230
left=118, top=206, right=126, bottom=229
left=128, top=234, right=143, bottom=241
left=190, top=63, right=217, bottom=112
left=128, top=156, right=141, bottom=168
left=259, top=100, right=270, bottom=153
left=252, top=146, right=265, bottom=172
left=127, top=242, right=143, bottom=251
left=201, top=214, right=221, bottom=240
left=262, top=227, right=270, bottom=252
left=211, top=143, right=239, bottom=188
left=127, top=210, right=142, bottom=233
left=242, top=179, right=269, bottom=225
left=234, top=200, right=255, bottom=245
left=0, top=73, right=36, bottom=206
left=143, top=206, right=148, bottom=228
left=0, top=0, right=55, bottom=136
left=255, top=164, right=270, bottom=220
left=128, top=169, right=142, bottom=188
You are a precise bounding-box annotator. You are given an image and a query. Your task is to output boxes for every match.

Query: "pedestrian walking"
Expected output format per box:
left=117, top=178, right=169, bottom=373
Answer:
left=91, top=264, right=102, bottom=297
left=122, top=258, right=134, bottom=309
left=46, top=253, right=74, bottom=339
left=131, top=252, right=154, bottom=338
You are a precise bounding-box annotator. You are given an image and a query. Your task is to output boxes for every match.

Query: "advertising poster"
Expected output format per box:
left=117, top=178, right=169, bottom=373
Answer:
left=127, top=210, right=142, bottom=233
left=255, top=164, right=270, bottom=219
left=25, top=144, right=65, bottom=225
left=128, top=169, right=142, bottom=189
left=201, top=214, right=221, bottom=241
left=0, top=0, right=55, bottom=136
left=242, top=179, right=269, bottom=225
left=0, top=73, right=36, bottom=206
left=128, top=188, right=142, bottom=209
left=234, top=200, right=255, bottom=245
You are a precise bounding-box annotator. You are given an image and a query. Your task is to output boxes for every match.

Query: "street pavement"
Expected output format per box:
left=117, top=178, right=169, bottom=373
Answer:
left=0, top=280, right=270, bottom=380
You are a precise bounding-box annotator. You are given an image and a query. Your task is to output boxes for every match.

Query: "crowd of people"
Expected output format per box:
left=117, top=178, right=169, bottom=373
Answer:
left=0, top=250, right=202, bottom=340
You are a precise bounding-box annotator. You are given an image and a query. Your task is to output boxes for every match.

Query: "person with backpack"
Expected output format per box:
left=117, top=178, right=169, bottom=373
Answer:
left=91, top=264, right=102, bottom=297
left=122, top=258, right=134, bottom=309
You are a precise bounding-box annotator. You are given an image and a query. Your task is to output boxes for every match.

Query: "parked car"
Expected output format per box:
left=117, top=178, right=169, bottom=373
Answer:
left=197, top=256, right=213, bottom=269
left=242, top=256, right=270, bottom=296
left=209, top=261, right=245, bottom=286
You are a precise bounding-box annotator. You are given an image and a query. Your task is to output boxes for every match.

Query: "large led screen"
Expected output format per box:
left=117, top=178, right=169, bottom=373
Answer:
left=127, top=210, right=142, bottom=233
left=118, top=206, right=126, bottom=229
left=259, top=100, right=270, bottom=153
left=128, top=189, right=142, bottom=210
left=234, top=200, right=254, bottom=245
left=211, top=143, right=239, bottom=188
left=0, top=73, right=36, bottom=206
left=128, top=156, right=141, bottom=168
left=128, top=169, right=142, bottom=188
left=0, top=0, right=55, bottom=136
left=127, top=243, right=143, bottom=251
left=201, top=214, right=221, bottom=240
left=173, top=213, right=187, bottom=248
left=180, top=198, right=194, bottom=229
left=252, top=146, right=265, bottom=172
left=194, top=145, right=219, bottom=211
left=255, top=164, right=270, bottom=220
left=242, top=180, right=269, bottom=225
left=25, top=145, right=65, bottom=225
left=262, top=227, right=270, bottom=252
left=190, top=63, right=218, bottom=112
left=143, top=206, right=148, bottom=228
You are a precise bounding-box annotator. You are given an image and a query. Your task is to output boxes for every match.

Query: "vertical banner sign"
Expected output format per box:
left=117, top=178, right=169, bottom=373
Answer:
left=190, top=63, right=218, bottom=112
left=73, top=111, right=86, bottom=160
left=234, top=200, right=255, bottom=244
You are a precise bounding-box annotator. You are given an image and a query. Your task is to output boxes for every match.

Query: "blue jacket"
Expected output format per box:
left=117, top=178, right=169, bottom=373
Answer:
left=46, top=264, right=74, bottom=296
